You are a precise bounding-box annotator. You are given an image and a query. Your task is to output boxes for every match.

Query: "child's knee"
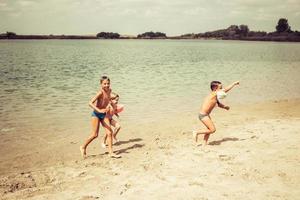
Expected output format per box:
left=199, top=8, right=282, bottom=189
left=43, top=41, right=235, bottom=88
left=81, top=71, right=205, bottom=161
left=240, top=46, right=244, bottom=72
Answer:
left=210, top=128, right=216, bottom=134
left=91, top=132, right=98, bottom=138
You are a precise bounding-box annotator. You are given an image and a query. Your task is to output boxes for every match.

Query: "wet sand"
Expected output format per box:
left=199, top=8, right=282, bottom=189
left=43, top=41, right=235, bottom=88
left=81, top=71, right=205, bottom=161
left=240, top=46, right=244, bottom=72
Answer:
left=1, top=99, right=300, bottom=200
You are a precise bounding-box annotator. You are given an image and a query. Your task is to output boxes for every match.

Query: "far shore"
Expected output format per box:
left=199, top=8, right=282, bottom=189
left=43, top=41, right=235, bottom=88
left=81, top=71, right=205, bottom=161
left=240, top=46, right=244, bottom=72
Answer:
left=1, top=34, right=300, bottom=42
left=3, top=18, right=300, bottom=42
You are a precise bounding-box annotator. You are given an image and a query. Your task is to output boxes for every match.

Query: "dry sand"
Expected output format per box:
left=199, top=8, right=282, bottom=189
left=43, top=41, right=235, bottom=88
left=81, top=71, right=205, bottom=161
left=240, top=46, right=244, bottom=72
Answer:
left=1, top=99, right=300, bottom=200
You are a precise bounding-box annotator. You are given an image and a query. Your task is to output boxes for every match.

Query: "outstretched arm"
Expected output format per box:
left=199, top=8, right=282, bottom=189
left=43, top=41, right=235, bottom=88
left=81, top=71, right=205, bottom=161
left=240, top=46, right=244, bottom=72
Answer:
left=224, top=81, right=239, bottom=93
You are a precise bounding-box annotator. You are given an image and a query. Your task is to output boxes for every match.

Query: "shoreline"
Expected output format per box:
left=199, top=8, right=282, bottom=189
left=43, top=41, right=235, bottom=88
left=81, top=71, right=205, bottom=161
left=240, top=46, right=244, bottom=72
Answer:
left=1, top=39, right=300, bottom=43
left=1, top=36, right=300, bottom=42
left=1, top=98, right=300, bottom=174
left=1, top=98, right=300, bottom=199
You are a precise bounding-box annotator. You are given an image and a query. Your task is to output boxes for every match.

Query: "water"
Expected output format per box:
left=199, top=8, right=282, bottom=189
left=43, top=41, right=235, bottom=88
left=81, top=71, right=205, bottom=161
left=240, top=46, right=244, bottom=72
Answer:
left=1, top=39, right=300, bottom=137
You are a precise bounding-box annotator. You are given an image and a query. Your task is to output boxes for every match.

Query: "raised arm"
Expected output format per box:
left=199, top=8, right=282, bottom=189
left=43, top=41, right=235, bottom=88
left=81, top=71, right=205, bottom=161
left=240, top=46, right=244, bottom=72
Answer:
left=224, top=81, right=239, bottom=93
left=88, top=91, right=107, bottom=113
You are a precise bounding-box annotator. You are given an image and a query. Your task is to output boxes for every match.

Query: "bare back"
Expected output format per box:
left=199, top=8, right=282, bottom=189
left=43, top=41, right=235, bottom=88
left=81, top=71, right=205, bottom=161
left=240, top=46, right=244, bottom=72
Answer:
left=199, top=92, right=218, bottom=115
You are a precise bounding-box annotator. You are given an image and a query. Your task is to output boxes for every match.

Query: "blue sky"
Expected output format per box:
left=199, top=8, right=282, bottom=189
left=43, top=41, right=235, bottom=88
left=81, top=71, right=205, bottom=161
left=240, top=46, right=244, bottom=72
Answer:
left=0, top=0, right=299, bottom=35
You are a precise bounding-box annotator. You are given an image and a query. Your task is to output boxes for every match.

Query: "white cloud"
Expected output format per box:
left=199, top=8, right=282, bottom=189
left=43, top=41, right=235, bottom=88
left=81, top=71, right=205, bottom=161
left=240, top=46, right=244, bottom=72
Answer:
left=0, top=0, right=299, bottom=35
left=17, top=0, right=36, bottom=6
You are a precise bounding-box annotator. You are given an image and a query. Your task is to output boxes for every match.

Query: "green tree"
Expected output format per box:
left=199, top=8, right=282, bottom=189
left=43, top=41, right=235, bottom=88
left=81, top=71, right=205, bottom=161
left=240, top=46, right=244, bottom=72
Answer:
left=239, top=25, right=249, bottom=37
left=276, top=18, right=291, bottom=33
left=137, top=31, right=166, bottom=38
left=96, top=32, right=120, bottom=39
left=6, top=31, right=17, bottom=38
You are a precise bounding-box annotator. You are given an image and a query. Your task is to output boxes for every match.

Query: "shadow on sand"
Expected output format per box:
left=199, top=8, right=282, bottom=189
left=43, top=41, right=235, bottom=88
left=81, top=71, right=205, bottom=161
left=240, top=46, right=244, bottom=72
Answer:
left=209, top=137, right=239, bottom=146
left=86, top=138, right=144, bottom=158
left=117, top=143, right=145, bottom=155
left=114, top=138, right=143, bottom=146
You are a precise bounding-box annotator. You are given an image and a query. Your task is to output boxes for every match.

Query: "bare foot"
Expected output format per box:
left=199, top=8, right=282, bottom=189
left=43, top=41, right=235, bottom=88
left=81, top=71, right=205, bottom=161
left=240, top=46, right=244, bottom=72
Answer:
left=113, top=135, right=119, bottom=144
left=110, top=153, right=121, bottom=158
left=80, top=146, right=86, bottom=158
left=101, top=143, right=106, bottom=148
left=201, top=148, right=210, bottom=153
left=201, top=140, right=208, bottom=147
left=200, top=142, right=210, bottom=152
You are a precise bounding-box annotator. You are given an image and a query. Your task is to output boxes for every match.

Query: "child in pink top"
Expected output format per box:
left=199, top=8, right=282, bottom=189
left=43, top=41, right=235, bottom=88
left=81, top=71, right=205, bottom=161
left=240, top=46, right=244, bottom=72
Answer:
left=102, top=92, right=123, bottom=147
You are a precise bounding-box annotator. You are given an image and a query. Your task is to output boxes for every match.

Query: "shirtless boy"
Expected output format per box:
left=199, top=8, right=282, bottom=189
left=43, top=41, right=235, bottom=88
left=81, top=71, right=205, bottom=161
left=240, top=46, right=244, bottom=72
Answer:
left=193, top=81, right=239, bottom=146
left=80, top=76, right=121, bottom=158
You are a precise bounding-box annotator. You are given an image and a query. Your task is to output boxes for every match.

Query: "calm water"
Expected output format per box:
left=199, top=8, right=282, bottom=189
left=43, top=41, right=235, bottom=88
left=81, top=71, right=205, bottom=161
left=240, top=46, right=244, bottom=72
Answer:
left=1, top=40, right=300, bottom=137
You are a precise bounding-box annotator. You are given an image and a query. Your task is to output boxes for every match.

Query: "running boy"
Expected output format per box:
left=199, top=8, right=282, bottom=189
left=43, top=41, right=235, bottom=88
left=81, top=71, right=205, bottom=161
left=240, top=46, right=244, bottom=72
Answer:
left=193, top=81, right=239, bottom=146
left=80, top=76, right=121, bottom=158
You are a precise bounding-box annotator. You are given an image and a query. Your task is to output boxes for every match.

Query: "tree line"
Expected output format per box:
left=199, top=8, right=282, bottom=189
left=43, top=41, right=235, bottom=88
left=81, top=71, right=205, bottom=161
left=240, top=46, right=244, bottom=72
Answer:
left=1, top=18, right=299, bottom=41
left=178, top=18, right=300, bottom=41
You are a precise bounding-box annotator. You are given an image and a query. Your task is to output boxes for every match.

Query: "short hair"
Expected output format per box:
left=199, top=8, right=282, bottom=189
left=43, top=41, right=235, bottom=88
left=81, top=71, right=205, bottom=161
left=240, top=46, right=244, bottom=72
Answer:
left=100, top=75, right=110, bottom=83
left=210, top=81, right=221, bottom=91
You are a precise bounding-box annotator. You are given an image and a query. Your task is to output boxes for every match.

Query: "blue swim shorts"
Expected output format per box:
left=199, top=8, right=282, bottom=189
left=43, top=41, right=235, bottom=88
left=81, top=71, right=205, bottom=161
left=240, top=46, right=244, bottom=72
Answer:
left=91, top=111, right=106, bottom=120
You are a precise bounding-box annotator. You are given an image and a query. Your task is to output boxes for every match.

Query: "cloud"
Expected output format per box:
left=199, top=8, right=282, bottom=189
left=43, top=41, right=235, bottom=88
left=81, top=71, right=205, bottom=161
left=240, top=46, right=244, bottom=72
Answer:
left=0, top=0, right=299, bottom=35
left=17, top=0, right=36, bottom=6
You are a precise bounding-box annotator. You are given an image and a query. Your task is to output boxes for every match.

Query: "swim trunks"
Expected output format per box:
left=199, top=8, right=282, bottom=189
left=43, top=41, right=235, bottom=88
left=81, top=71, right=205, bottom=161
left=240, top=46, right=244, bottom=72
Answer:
left=91, top=111, right=106, bottom=120
left=198, top=113, right=209, bottom=120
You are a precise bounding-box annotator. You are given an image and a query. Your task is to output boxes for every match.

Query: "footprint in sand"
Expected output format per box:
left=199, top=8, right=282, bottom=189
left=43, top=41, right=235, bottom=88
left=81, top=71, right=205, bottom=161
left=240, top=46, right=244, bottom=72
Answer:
left=111, top=172, right=120, bottom=176
left=85, top=162, right=101, bottom=167
left=164, top=151, right=173, bottom=156
left=156, top=174, right=166, bottom=181
left=278, top=172, right=287, bottom=179
left=77, top=172, right=87, bottom=177
left=2, top=172, right=37, bottom=193
left=142, top=164, right=149, bottom=171
left=218, top=154, right=234, bottom=161
left=79, top=195, right=100, bottom=200
left=120, top=183, right=132, bottom=195
left=188, top=181, right=204, bottom=187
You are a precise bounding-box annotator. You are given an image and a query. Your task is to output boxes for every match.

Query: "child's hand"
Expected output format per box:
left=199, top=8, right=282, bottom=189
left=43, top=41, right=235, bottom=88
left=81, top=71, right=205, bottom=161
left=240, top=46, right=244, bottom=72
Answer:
left=225, top=106, right=230, bottom=110
left=104, top=105, right=112, bottom=113
left=103, top=107, right=109, bottom=113
left=234, top=81, right=239, bottom=85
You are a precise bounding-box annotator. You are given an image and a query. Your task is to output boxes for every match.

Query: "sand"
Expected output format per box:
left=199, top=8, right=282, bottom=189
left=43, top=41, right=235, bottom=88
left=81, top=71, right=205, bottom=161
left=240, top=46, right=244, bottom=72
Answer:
left=1, top=99, right=300, bottom=200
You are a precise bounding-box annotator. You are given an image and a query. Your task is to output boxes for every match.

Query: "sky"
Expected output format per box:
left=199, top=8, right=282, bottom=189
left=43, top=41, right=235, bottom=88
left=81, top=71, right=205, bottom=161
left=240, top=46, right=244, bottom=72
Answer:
left=0, top=0, right=300, bottom=36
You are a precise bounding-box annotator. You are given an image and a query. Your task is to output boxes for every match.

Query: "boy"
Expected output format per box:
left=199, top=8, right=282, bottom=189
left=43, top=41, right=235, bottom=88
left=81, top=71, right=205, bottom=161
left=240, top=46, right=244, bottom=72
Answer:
left=193, top=81, right=239, bottom=146
left=80, top=76, right=121, bottom=158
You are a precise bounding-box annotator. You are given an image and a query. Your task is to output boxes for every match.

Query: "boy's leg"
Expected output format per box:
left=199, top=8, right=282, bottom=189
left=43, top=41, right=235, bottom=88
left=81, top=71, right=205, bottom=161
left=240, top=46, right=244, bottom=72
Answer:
left=101, top=118, right=121, bottom=158
left=203, top=134, right=210, bottom=146
left=101, top=134, right=107, bottom=148
left=80, top=117, right=100, bottom=158
left=193, top=116, right=216, bottom=144
left=201, top=116, right=216, bottom=146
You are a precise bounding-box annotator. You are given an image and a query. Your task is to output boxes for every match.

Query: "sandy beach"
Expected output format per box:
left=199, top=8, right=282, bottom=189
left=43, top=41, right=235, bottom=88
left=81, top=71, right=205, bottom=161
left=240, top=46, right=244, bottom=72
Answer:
left=1, top=99, right=300, bottom=200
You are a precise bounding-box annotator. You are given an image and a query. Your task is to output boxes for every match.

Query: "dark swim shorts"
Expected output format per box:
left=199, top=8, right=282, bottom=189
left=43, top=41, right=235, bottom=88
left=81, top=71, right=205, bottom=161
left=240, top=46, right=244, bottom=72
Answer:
left=91, top=111, right=106, bottom=120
